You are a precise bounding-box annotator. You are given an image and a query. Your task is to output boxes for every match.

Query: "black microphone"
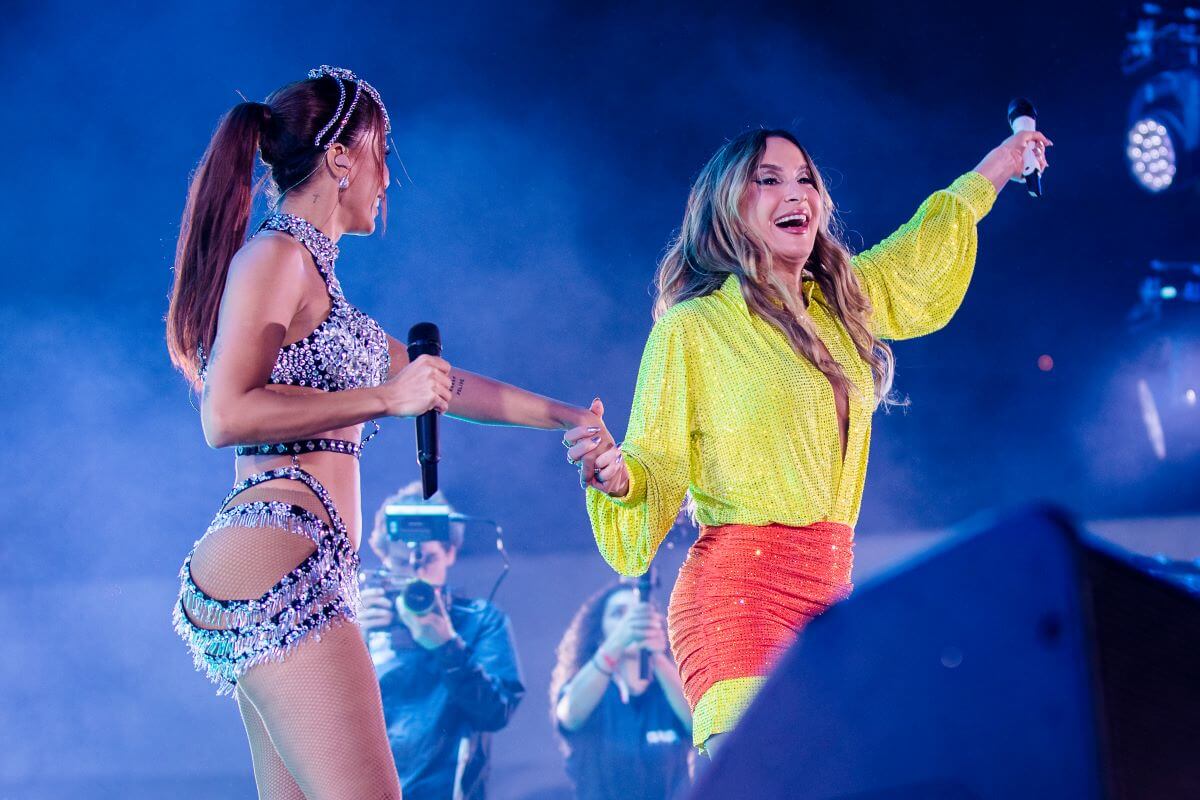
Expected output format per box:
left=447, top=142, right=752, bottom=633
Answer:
left=406, top=322, right=441, bottom=500
left=1007, top=97, right=1042, bottom=198
left=637, top=568, right=654, bottom=680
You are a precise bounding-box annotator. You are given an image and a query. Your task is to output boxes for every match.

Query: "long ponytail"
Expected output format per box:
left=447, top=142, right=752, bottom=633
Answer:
left=166, top=72, right=390, bottom=388
left=166, top=101, right=269, bottom=387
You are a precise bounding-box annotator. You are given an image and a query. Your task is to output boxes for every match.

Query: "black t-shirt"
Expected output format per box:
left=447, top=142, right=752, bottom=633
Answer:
left=560, top=679, right=692, bottom=800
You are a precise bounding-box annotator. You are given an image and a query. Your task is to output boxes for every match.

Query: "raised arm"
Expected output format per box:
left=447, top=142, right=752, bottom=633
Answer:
left=854, top=129, right=1051, bottom=341
left=852, top=172, right=996, bottom=341
left=200, top=236, right=450, bottom=448
left=555, top=600, right=651, bottom=731
left=386, top=335, right=594, bottom=431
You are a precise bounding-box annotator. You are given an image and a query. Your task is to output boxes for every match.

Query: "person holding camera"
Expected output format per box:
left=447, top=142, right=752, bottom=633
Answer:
left=359, top=483, right=523, bottom=800
left=550, top=582, right=692, bottom=800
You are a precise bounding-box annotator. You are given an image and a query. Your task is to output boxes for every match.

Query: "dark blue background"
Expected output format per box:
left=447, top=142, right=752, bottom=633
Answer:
left=1, top=0, right=1195, bottom=580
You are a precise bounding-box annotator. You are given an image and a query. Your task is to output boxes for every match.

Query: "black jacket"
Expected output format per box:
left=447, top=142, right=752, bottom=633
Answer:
left=375, top=596, right=524, bottom=800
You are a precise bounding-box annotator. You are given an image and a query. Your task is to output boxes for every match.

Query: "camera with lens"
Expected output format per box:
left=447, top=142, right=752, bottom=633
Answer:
left=359, top=568, right=408, bottom=608
left=401, top=578, right=437, bottom=615
left=361, top=495, right=455, bottom=615
left=359, top=568, right=440, bottom=615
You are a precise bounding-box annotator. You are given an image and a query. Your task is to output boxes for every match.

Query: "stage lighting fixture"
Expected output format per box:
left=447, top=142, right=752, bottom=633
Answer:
left=1128, top=260, right=1200, bottom=462
left=1127, top=70, right=1198, bottom=193
left=1122, top=3, right=1200, bottom=193
left=1131, top=259, right=1200, bottom=326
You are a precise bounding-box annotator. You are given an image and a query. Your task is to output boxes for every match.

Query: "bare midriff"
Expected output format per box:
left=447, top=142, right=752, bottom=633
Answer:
left=232, top=383, right=366, bottom=550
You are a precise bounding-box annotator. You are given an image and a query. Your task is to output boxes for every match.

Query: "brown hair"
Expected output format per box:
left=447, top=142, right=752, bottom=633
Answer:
left=166, top=75, right=389, bottom=387
left=549, top=582, right=634, bottom=753
left=655, top=129, right=896, bottom=406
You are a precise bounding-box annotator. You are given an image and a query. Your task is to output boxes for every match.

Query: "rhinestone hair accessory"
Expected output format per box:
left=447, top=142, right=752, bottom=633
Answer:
left=307, top=65, right=392, bottom=150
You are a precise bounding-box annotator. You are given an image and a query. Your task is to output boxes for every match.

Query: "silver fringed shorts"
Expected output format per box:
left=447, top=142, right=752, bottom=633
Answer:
left=173, top=465, right=360, bottom=695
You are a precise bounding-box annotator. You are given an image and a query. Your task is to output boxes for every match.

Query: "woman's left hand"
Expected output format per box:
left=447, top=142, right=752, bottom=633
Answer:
left=974, top=129, right=1053, bottom=193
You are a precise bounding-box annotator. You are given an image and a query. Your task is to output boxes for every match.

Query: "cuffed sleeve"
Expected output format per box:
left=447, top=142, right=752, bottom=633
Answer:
left=586, top=312, right=694, bottom=576
left=854, top=171, right=997, bottom=341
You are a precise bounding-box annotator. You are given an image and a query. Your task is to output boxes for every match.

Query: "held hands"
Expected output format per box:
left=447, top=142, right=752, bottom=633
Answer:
left=379, top=354, right=452, bottom=418
left=599, top=601, right=668, bottom=662
left=396, top=588, right=457, bottom=650
left=974, top=129, right=1053, bottom=194
left=563, top=398, right=630, bottom=497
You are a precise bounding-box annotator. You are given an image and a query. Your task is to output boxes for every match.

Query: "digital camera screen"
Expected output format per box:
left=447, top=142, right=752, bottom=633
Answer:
left=384, top=502, right=452, bottom=543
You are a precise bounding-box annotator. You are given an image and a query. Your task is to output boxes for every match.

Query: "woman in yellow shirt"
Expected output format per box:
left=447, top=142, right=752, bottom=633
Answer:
left=565, top=127, right=1052, bottom=754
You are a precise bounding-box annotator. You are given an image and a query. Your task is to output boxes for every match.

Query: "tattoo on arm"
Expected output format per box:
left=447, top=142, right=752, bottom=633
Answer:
left=200, top=337, right=222, bottom=403
left=452, top=376, right=467, bottom=397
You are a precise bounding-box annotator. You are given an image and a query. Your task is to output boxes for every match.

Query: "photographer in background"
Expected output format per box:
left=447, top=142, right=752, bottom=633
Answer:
left=360, top=482, right=524, bottom=800
left=551, top=582, right=693, bottom=800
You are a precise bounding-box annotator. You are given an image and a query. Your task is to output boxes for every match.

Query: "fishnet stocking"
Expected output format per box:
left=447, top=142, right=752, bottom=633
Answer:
left=238, top=619, right=401, bottom=800
left=187, top=477, right=401, bottom=799
left=238, top=688, right=306, bottom=800
left=189, top=482, right=330, bottom=605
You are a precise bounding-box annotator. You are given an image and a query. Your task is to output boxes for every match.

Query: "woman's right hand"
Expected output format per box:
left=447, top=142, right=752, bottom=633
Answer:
left=973, top=129, right=1052, bottom=193
left=379, top=354, right=452, bottom=418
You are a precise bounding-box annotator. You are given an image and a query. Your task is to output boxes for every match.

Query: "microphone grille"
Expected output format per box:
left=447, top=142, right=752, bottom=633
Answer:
left=1007, top=97, right=1037, bottom=124
left=407, top=322, right=441, bottom=346
left=407, top=322, right=441, bottom=357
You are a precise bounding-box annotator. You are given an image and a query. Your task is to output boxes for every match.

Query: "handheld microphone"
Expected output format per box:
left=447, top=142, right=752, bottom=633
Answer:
left=638, top=568, right=655, bottom=680
left=1007, top=97, right=1042, bottom=198
left=406, top=322, right=441, bottom=499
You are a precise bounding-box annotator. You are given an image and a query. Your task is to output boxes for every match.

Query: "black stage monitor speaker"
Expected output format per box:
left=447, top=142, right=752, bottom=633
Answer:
left=690, top=505, right=1200, bottom=800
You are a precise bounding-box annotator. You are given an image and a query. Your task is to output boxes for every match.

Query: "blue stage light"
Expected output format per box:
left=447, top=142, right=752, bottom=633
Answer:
left=1122, top=4, right=1200, bottom=193
left=1126, top=70, right=1198, bottom=193
left=1127, top=117, right=1178, bottom=192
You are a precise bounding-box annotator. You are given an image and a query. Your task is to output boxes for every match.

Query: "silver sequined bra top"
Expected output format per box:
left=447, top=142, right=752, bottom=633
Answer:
left=200, top=213, right=391, bottom=391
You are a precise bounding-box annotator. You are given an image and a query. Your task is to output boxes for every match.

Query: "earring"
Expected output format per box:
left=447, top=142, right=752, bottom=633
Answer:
left=338, top=175, right=350, bottom=190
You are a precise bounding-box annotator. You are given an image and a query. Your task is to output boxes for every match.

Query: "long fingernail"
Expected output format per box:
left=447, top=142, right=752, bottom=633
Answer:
left=587, top=426, right=600, bottom=433
left=591, top=436, right=601, bottom=443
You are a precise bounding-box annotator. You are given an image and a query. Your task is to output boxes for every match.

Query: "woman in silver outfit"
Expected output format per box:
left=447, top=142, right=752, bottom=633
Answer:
left=166, top=66, right=600, bottom=799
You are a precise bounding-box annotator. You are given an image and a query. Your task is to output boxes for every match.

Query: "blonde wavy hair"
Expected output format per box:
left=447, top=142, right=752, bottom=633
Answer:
left=655, top=129, right=895, bottom=406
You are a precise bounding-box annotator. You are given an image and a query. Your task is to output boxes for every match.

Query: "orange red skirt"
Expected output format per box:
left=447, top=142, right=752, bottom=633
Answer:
left=667, top=521, right=854, bottom=747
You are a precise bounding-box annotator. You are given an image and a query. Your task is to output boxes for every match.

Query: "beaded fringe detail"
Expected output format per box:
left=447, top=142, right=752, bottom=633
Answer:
left=173, top=466, right=360, bottom=696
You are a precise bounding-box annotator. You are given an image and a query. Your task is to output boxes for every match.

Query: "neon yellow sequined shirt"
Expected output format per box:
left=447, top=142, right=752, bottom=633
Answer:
left=587, top=172, right=997, bottom=576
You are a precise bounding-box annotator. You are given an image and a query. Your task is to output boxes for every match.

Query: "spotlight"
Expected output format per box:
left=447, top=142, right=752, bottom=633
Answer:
left=1122, top=3, right=1200, bottom=193
left=1126, top=70, right=1199, bottom=193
